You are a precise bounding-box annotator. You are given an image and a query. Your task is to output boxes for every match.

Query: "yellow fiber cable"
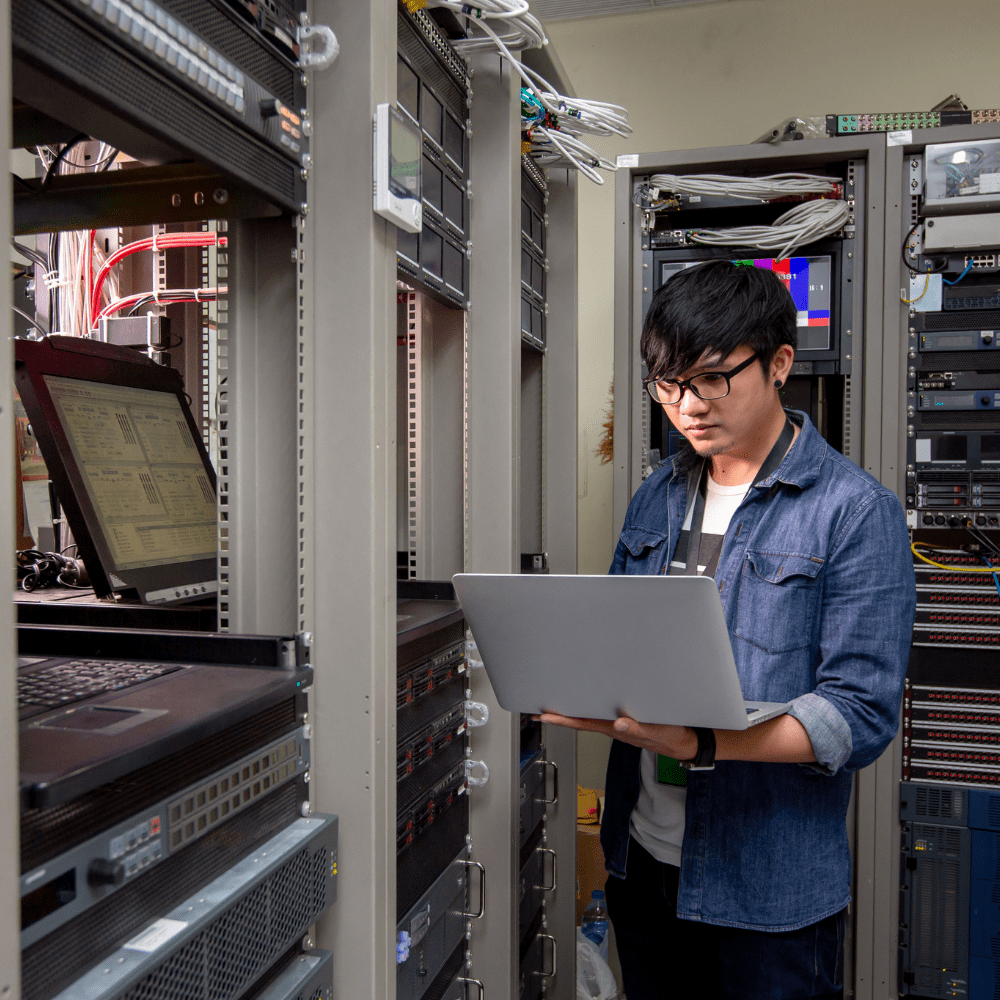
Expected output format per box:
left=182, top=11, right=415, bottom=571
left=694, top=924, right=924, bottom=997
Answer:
left=911, top=542, right=1000, bottom=573
left=901, top=271, right=930, bottom=304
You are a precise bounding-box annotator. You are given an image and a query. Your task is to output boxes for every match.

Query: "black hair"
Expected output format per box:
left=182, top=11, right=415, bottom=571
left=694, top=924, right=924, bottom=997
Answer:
left=640, top=260, right=798, bottom=380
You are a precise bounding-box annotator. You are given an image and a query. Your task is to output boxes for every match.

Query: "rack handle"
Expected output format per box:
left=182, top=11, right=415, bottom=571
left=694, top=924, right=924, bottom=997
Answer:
left=536, top=848, right=557, bottom=893
left=538, top=934, right=557, bottom=978
left=458, top=978, right=484, bottom=1000
left=541, top=760, right=558, bottom=805
left=458, top=859, right=486, bottom=919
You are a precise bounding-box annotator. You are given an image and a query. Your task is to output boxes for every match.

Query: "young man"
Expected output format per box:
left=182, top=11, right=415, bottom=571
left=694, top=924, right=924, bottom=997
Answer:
left=542, top=261, right=915, bottom=1000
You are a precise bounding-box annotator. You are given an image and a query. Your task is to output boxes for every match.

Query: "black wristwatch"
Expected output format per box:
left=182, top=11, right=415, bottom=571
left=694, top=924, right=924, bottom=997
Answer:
left=680, top=727, right=716, bottom=771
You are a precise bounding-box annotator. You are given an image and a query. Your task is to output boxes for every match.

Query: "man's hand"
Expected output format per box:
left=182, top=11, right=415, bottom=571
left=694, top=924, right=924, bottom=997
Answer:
left=539, top=713, right=699, bottom=760
left=538, top=712, right=818, bottom=765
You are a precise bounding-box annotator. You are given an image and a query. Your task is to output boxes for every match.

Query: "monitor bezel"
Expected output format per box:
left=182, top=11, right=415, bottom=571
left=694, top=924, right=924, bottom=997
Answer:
left=14, top=336, right=218, bottom=604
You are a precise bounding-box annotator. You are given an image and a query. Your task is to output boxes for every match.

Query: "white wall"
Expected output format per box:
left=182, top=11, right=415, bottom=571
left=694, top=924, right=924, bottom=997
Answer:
left=547, top=0, right=1000, bottom=786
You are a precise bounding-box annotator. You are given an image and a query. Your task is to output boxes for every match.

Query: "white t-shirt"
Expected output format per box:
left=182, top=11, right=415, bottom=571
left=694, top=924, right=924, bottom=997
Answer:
left=629, top=472, right=751, bottom=866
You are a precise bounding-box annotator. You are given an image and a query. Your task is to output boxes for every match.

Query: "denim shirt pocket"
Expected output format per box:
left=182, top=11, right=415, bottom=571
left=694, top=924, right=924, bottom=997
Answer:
left=619, top=527, right=669, bottom=574
left=734, top=549, right=824, bottom=653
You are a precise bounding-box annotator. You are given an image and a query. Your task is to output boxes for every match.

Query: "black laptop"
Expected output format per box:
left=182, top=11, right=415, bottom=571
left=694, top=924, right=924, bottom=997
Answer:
left=18, top=625, right=311, bottom=811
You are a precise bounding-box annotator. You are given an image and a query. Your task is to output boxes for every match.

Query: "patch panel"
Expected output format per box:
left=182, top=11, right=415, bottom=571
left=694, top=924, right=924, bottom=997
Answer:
left=828, top=109, right=1000, bottom=134
left=19, top=727, right=309, bottom=950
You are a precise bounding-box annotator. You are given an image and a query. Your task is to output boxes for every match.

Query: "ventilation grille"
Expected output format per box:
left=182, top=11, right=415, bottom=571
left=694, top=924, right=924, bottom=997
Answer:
left=157, top=0, right=297, bottom=104
left=919, top=411, right=1000, bottom=431
left=118, top=841, right=326, bottom=1000
left=21, top=781, right=305, bottom=1000
left=399, top=7, right=468, bottom=109
left=923, top=309, right=1000, bottom=330
left=919, top=351, right=1000, bottom=373
left=911, top=850, right=962, bottom=969
left=21, top=698, right=298, bottom=872
left=423, top=940, right=467, bottom=1000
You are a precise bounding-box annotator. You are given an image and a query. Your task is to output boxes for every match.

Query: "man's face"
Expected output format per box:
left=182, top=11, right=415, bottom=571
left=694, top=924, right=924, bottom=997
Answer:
left=658, top=344, right=781, bottom=459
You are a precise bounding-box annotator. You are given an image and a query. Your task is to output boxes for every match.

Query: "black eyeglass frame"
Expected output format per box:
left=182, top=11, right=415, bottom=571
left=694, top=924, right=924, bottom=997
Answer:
left=643, top=352, right=761, bottom=405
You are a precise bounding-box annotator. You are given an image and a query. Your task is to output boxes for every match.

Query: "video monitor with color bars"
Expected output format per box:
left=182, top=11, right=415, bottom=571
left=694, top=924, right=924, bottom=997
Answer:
left=15, top=336, right=218, bottom=605
left=660, top=255, right=833, bottom=353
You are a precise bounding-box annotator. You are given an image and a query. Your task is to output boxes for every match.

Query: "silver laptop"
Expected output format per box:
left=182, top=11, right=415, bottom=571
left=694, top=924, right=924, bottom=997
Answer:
left=452, top=574, right=790, bottom=730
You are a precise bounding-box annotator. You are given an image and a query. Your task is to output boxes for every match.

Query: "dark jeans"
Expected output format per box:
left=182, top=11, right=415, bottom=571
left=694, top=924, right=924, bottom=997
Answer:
left=605, top=838, right=844, bottom=1000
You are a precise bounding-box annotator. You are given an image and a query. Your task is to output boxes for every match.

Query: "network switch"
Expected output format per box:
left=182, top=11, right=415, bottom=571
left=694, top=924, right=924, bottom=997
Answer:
left=21, top=727, right=310, bottom=948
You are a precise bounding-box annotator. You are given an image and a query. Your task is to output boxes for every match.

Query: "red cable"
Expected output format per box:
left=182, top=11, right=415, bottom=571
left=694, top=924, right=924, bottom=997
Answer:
left=89, top=232, right=226, bottom=327
left=85, top=229, right=96, bottom=327
left=97, top=286, right=227, bottom=321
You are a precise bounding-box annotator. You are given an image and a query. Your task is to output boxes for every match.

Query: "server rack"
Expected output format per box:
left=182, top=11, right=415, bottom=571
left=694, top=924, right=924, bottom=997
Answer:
left=883, top=124, right=1000, bottom=1000
left=3, top=0, right=330, bottom=994
left=304, top=5, right=578, bottom=1000
left=613, top=136, right=894, bottom=998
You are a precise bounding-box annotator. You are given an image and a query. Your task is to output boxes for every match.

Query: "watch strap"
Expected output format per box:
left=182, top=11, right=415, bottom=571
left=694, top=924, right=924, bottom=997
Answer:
left=680, top=727, right=716, bottom=771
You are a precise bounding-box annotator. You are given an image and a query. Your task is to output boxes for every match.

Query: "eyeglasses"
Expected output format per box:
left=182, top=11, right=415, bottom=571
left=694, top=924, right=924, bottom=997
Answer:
left=643, top=353, right=761, bottom=406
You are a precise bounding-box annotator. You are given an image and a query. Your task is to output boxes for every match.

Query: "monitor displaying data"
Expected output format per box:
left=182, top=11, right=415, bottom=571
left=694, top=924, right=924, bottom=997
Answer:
left=660, top=255, right=833, bottom=353
left=42, top=375, right=217, bottom=574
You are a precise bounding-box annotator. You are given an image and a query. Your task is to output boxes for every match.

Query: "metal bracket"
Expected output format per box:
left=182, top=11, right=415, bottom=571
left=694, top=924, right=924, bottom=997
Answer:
left=297, top=14, right=340, bottom=71
left=465, top=759, right=490, bottom=787
left=464, top=700, right=489, bottom=728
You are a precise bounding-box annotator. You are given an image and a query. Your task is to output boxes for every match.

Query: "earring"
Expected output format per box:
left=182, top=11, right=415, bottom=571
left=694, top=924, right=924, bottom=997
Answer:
left=774, top=379, right=783, bottom=388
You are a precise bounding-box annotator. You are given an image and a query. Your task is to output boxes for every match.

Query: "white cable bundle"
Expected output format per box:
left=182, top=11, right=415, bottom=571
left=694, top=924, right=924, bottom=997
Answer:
left=687, top=200, right=851, bottom=259
left=412, top=0, right=547, bottom=51
left=521, top=65, right=630, bottom=140
left=406, top=1, right=631, bottom=183
left=528, top=129, right=618, bottom=184
left=647, top=172, right=841, bottom=200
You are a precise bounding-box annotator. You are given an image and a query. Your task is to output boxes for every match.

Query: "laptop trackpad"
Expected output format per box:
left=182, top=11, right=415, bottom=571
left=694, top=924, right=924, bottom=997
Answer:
left=32, top=705, right=168, bottom=735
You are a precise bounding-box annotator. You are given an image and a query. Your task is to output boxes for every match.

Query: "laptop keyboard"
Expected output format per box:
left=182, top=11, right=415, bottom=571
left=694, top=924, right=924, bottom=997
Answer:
left=18, top=660, right=183, bottom=719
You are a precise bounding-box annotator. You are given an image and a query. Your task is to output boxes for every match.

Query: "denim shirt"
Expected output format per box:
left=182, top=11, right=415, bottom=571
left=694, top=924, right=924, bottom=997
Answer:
left=600, top=411, right=916, bottom=931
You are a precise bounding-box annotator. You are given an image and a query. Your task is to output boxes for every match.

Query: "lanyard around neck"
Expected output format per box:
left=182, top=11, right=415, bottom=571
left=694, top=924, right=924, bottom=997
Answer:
left=679, top=418, right=795, bottom=577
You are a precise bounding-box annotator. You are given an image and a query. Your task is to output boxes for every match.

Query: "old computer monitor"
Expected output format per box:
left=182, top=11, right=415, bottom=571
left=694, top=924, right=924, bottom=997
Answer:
left=15, top=336, right=218, bottom=605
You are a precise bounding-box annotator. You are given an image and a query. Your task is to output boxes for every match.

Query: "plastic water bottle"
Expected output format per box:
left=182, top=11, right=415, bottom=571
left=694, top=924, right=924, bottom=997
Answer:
left=581, top=889, right=610, bottom=961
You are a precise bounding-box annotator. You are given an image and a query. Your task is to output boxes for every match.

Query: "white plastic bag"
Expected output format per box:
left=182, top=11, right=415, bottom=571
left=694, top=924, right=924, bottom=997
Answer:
left=576, top=929, right=618, bottom=1000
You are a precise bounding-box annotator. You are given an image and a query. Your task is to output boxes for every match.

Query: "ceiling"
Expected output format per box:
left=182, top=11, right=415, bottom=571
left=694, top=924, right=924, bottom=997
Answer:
left=531, top=0, right=730, bottom=21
